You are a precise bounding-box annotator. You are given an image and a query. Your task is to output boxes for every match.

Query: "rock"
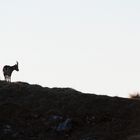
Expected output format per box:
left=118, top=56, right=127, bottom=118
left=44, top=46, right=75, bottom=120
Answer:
left=48, top=115, right=63, bottom=121
left=56, top=118, right=72, bottom=132
left=47, top=115, right=73, bottom=133
left=3, top=124, right=12, bottom=134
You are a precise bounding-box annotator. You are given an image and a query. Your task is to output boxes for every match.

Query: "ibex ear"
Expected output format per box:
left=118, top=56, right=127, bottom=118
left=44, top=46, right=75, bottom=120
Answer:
left=16, top=61, right=18, bottom=65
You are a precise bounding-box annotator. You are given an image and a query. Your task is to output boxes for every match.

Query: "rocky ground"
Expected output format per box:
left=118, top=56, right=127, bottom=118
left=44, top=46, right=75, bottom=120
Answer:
left=0, top=81, right=140, bottom=140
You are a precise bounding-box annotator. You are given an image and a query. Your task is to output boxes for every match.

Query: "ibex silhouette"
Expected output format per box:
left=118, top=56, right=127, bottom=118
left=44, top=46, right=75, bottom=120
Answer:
left=3, top=61, right=19, bottom=82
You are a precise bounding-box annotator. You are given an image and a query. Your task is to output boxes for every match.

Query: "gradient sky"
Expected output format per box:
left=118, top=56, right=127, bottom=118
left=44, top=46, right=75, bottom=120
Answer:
left=0, top=0, right=140, bottom=97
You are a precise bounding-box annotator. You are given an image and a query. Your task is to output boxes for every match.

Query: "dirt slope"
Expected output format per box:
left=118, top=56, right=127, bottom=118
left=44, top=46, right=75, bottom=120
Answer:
left=0, top=81, right=139, bottom=140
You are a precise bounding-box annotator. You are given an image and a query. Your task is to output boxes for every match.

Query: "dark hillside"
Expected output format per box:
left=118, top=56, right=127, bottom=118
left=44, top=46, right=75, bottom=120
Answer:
left=0, top=81, right=140, bottom=140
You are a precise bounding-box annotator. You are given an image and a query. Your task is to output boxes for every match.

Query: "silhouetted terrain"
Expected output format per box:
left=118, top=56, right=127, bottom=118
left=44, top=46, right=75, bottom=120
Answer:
left=0, top=81, right=140, bottom=140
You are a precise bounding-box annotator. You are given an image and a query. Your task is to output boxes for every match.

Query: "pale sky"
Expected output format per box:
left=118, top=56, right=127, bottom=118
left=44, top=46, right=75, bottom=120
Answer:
left=0, top=0, right=140, bottom=97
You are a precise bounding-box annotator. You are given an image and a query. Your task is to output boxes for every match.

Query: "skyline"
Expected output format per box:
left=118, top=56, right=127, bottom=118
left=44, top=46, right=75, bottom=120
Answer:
left=0, top=0, right=140, bottom=97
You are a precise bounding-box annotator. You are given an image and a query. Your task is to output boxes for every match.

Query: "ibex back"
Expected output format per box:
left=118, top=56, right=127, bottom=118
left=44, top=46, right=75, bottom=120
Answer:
left=3, top=61, right=19, bottom=82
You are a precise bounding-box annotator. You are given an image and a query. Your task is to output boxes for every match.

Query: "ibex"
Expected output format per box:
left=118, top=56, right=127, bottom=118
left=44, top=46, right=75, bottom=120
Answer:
left=3, top=61, right=19, bottom=82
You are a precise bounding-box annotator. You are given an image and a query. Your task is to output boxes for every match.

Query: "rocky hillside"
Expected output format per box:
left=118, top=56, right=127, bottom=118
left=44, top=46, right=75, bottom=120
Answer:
left=0, top=81, right=140, bottom=140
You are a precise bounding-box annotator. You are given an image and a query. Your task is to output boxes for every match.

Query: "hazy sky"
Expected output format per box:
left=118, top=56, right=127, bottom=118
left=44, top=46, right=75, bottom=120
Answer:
left=0, top=0, right=140, bottom=97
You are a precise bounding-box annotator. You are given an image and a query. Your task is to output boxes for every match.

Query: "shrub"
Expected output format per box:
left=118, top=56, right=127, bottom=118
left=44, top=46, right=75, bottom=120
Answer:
left=129, top=92, right=140, bottom=99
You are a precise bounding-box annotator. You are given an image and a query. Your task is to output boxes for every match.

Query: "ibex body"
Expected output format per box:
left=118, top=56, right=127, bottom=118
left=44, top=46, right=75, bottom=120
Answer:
left=3, top=61, right=19, bottom=82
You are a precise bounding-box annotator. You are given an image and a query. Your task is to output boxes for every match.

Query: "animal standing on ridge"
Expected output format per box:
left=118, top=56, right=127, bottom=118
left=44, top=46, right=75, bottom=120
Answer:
left=3, top=61, right=19, bottom=82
